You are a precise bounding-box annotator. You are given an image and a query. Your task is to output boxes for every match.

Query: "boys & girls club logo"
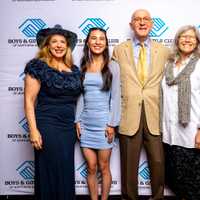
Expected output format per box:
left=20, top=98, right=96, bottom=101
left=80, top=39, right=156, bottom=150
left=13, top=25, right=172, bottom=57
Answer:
left=75, top=161, right=118, bottom=187
left=8, top=18, right=47, bottom=47
left=4, top=161, right=34, bottom=189
left=7, top=117, right=30, bottom=142
left=76, top=161, right=88, bottom=179
left=75, top=161, right=87, bottom=186
left=19, top=117, right=29, bottom=133
left=77, top=18, right=119, bottom=47
left=138, top=161, right=150, bottom=186
left=19, top=72, right=25, bottom=81
left=76, top=161, right=101, bottom=186
left=79, top=18, right=109, bottom=36
left=19, top=18, right=46, bottom=38
left=149, top=17, right=168, bottom=38
left=150, top=17, right=173, bottom=47
left=7, top=72, right=25, bottom=96
left=16, top=161, right=34, bottom=180
left=8, top=85, right=24, bottom=95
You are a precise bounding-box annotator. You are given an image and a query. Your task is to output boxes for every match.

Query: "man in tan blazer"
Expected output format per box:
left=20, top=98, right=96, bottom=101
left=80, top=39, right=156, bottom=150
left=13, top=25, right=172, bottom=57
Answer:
left=112, top=9, right=169, bottom=200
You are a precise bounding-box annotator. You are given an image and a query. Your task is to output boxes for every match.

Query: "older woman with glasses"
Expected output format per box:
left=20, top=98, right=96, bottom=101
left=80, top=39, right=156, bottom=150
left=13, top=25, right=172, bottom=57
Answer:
left=161, top=25, right=200, bottom=200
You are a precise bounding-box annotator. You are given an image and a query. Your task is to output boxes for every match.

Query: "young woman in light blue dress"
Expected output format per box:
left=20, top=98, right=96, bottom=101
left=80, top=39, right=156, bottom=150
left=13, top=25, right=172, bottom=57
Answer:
left=75, top=27, right=120, bottom=200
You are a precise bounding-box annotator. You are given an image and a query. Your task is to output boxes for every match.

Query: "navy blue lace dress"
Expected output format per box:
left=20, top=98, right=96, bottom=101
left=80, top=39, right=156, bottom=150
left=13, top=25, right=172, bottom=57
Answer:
left=24, top=59, right=81, bottom=200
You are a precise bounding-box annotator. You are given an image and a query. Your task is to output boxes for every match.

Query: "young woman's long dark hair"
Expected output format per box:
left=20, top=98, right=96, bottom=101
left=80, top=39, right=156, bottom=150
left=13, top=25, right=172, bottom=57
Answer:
left=80, top=27, right=112, bottom=91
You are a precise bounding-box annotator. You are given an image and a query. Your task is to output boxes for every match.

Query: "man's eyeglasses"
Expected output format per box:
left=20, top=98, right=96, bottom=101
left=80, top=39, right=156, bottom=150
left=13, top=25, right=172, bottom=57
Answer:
left=133, top=17, right=152, bottom=23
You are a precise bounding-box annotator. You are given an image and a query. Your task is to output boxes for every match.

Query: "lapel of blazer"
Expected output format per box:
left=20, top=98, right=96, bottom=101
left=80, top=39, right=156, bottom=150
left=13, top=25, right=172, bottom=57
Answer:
left=124, top=40, right=135, bottom=68
left=124, top=40, right=142, bottom=86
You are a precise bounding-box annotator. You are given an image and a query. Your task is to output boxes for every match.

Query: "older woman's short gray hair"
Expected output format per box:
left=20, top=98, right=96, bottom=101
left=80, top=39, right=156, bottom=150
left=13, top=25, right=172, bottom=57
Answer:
left=169, top=25, right=200, bottom=61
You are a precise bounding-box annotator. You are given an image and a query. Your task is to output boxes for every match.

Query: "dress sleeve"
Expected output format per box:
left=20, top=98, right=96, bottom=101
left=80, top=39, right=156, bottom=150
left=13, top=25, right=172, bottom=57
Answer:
left=24, top=58, right=43, bottom=80
left=111, top=45, right=119, bottom=63
left=107, top=60, right=121, bottom=127
left=75, top=94, right=84, bottom=123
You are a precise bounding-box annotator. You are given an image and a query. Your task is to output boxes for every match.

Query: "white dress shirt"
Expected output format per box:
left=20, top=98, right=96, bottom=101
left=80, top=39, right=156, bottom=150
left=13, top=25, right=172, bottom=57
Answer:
left=162, top=58, right=200, bottom=148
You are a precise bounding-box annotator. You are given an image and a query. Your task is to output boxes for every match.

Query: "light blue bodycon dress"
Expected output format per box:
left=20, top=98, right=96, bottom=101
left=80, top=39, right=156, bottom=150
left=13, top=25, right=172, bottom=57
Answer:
left=75, top=61, right=120, bottom=149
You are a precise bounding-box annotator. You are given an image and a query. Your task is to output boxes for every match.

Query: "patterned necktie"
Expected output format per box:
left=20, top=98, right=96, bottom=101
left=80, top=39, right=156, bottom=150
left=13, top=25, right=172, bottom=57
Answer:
left=137, top=43, right=147, bottom=85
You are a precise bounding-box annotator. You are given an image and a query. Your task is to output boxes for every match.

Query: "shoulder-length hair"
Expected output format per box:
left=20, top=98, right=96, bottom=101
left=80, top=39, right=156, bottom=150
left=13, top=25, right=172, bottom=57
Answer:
left=168, top=25, right=200, bottom=62
left=80, top=27, right=112, bottom=91
left=36, top=34, right=73, bottom=68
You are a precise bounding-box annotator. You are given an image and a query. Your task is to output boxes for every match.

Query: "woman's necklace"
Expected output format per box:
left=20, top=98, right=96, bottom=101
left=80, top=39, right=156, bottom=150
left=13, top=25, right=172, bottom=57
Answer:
left=87, top=62, right=103, bottom=73
left=51, top=61, right=72, bottom=72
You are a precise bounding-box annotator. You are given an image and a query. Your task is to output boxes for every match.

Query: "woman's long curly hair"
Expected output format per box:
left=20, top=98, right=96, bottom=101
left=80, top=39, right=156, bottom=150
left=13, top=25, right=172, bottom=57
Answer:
left=80, top=27, right=112, bottom=91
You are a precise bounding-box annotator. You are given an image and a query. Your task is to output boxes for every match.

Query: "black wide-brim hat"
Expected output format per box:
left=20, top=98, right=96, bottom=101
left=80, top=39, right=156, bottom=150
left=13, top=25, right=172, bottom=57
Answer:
left=36, top=24, right=78, bottom=51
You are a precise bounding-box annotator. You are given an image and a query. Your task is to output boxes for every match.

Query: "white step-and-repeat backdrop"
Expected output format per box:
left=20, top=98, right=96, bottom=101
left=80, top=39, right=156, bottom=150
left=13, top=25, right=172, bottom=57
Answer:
left=0, top=0, right=199, bottom=196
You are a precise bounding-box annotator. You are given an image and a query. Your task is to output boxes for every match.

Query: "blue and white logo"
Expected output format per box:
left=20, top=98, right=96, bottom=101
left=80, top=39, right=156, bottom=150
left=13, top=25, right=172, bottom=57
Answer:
left=19, top=18, right=47, bottom=38
left=149, top=17, right=168, bottom=37
left=19, top=72, right=25, bottom=80
left=79, top=18, right=109, bottom=36
left=138, top=161, right=150, bottom=180
left=76, top=161, right=101, bottom=181
left=76, top=161, right=88, bottom=178
left=16, top=161, right=34, bottom=180
left=19, top=117, right=29, bottom=133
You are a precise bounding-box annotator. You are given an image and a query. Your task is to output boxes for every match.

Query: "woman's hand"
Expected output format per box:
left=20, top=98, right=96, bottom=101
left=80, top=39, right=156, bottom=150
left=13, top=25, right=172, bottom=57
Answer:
left=76, top=122, right=81, bottom=140
left=30, top=129, right=43, bottom=150
left=195, top=129, right=200, bottom=149
left=105, top=126, right=115, bottom=144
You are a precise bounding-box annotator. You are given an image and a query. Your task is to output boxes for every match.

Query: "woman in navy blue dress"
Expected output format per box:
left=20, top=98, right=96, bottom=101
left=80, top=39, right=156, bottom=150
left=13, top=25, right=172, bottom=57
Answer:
left=24, top=25, right=81, bottom=200
left=75, top=28, right=120, bottom=200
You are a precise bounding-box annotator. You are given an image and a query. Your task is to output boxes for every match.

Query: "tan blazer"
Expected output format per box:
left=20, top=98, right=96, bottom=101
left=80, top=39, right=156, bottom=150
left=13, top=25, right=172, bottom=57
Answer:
left=112, top=40, right=169, bottom=136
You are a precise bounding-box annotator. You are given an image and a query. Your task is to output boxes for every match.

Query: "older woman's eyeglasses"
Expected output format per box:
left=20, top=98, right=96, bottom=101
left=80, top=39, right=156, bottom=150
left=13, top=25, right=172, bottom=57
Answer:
left=179, top=35, right=197, bottom=41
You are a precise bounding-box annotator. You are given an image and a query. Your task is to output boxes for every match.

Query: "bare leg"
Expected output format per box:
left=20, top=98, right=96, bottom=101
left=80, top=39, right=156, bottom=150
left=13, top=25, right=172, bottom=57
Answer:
left=98, top=149, right=112, bottom=200
left=82, top=148, right=98, bottom=200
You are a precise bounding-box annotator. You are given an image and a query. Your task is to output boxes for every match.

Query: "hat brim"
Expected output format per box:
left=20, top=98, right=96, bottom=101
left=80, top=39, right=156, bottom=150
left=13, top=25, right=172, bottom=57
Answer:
left=36, top=27, right=77, bottom=51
